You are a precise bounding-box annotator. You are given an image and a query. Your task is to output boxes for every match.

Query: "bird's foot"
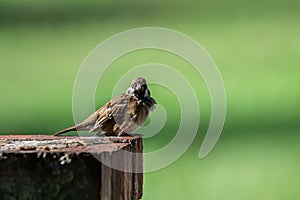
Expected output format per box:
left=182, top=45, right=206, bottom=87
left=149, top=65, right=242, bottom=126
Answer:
left=95, top=133, right=104, bottom=137
left=118, top=133, right=133, bottom=137
left=104, top=132, right=117, bottom=137
left=103, top=132, right=133, bottom=137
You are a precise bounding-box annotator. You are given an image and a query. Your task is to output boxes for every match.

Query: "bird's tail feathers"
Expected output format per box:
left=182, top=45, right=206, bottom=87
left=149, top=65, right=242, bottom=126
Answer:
left=54, top=126, right=77, bottom=136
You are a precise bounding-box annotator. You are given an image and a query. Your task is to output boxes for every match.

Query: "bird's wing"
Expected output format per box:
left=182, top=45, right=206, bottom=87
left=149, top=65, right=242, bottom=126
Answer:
left=93, top=94, right=132, bottom=133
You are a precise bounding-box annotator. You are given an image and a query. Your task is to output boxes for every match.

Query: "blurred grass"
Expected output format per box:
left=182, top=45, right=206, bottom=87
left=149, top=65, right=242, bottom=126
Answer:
left=0, top=0, right=299, bottom=199
left=1, top=17, right=299, bottom=133
left=144, top=129, right=300, bottom=200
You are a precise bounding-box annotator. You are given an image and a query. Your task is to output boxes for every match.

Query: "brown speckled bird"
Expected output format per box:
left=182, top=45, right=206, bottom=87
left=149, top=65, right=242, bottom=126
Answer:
left=54, top=77, right=156, bottom=136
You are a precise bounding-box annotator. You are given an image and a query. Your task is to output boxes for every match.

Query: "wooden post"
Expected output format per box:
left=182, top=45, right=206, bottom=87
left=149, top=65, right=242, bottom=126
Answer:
left=0, top=135, right=143, bottom=200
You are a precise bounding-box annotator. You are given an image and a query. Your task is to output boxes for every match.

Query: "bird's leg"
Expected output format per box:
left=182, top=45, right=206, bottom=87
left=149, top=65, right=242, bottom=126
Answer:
left=96, top=132, right=103, bottom=137
left=118, top=132, right=133, bottom=137
left=104, top=132, right=116, bottom=137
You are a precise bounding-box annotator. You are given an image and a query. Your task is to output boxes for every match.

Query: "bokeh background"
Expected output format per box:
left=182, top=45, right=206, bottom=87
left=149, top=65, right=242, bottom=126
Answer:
left=0, top=0, right=299, bottom=199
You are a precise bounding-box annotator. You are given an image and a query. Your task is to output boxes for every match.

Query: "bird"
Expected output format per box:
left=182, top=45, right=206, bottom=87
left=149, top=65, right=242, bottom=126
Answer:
left=54, top=77, right=156, bottom=136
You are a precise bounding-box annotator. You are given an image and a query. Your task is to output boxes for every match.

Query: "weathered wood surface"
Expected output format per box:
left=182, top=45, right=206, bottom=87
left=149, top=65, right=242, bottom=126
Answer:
left=0, top=135, right=143, bottom=200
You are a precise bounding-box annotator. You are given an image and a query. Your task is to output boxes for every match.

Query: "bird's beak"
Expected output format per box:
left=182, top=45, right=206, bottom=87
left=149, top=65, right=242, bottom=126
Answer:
left=135, top=84, right=142, bottom=91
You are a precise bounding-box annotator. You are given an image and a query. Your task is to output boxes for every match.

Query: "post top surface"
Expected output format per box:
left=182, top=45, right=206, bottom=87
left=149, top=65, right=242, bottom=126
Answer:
left=0, top=134, right=142, bottom=155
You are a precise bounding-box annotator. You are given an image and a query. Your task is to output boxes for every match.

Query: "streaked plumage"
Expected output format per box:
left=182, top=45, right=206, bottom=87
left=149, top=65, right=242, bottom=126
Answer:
left=54, top=77, right=156, bottom=136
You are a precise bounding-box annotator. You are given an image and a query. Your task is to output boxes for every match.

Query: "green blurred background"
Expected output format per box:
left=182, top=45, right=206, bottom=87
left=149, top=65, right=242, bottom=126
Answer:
left=0, top=0, right=299, bottom=199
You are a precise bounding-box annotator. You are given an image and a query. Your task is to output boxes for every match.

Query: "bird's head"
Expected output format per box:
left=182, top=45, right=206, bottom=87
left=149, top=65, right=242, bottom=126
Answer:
left=126, top=77, right=150, bottom=99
